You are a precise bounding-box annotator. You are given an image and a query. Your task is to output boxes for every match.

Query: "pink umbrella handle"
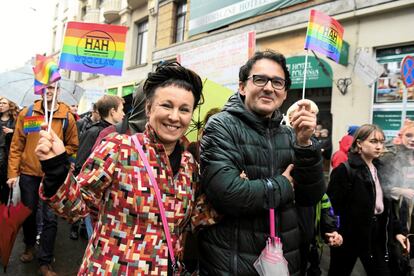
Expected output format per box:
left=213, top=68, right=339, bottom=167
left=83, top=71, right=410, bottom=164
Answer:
left=270, top=208, right=275, bottom=238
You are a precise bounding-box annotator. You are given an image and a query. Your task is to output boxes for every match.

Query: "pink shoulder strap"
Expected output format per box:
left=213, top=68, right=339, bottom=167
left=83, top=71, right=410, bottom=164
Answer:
left=130, top=134, right=177, bottom=270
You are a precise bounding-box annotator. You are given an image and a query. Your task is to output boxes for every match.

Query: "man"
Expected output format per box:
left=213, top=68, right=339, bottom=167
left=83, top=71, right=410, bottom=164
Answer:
left=76, top=103, right=101, bottom=137
left=74, top=95, right=124, bottom=175
left=7, top=83, right=78, bottom=276
left=199, top=50, right=325, bottom=276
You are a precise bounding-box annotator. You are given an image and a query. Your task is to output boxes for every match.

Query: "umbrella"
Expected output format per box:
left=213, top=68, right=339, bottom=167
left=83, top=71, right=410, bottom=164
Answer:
left=0, top=189, right=32, bottom=272
left=185, top=79, right=233, bottom=142
left=0, top=65, right=85, bottom=107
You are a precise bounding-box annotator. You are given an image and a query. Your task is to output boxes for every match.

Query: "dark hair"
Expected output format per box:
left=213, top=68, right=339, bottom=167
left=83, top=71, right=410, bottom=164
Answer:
left=239, top=50, right=291, bottom=90
left=350, top=124, right=385, bottom=153
left=143, top=61, right=203, bottom=109
left=96, top=95, right=124, bottom=118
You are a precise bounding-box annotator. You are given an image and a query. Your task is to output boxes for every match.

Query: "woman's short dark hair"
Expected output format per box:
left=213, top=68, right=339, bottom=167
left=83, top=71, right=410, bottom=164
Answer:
left=143, top=62, right=203, bottom=109
left=350, top=124, right=385, bottom=153
left=239, top=50, right=291, bottom=90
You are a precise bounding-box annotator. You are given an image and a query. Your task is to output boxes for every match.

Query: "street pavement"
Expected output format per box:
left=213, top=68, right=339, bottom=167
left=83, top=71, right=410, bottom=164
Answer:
left=0, top=218, right=375, bottom=276
left=0, top=218, right=88, bottom=275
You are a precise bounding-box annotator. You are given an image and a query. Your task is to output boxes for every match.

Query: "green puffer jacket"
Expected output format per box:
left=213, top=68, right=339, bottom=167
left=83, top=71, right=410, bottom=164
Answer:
left=199, top=93, right=325, bottom=276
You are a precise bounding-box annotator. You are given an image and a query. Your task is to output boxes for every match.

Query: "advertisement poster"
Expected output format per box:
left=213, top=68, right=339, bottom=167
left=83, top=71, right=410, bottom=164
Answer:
left=374, top=45, right=414, bottom=103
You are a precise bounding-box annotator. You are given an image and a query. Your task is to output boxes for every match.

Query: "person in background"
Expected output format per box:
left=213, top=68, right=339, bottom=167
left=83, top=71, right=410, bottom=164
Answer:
left=199, top=50, right=325, bottom=275
left=34, top=62, right=203, bottom=275
left=331, top=134, right=354, bottom=170
left=92, top=82, right=147, bottom=148
left=381, top=120, right=414, bottom=251
left=328, top=124, right=408, bottom=276
left=69, top=104, right=80, bottom=121
left=74, top=95, right=124, bottom=175
left=187, top=107, right=221, bottom=162
left=76, top=103, right=101, bottom=137
left=0, top=97, right=18, bottom=203
left=286, top=100, right=342, bottom=276
left=7, top=83, right=78, bottom=276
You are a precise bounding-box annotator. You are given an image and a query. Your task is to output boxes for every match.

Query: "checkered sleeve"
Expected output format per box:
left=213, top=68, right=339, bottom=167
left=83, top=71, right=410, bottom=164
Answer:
left=40, top=134, right=121, bottom=223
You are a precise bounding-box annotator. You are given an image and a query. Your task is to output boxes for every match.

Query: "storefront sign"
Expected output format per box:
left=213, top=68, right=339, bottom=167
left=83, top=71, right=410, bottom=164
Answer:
left=373, top=110, right=414, bottom=139
left=189, top=0, right=306, bottom=36
left=286, top=56, right=332, bottom=89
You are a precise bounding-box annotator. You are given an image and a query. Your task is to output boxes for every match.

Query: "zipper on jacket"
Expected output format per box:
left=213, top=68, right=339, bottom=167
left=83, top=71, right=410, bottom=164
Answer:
left=231, top=221, right=239, bottom=275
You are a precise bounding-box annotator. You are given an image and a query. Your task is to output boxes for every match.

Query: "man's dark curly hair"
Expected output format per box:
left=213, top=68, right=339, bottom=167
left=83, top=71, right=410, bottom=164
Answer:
left=143, top=61, right=203, bottom=109
left=239, top=50, right=291, bottom=90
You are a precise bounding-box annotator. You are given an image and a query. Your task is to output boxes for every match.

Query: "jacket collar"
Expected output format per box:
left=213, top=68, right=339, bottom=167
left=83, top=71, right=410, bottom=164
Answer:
left=348, top=151, right=382, bottom=169
left=223, top=92, right=283, bottom=134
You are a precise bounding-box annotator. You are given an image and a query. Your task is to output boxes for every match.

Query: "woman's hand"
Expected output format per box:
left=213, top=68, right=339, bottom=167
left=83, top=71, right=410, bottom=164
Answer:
left=35, top=124, right=65, bottom=161
left=396, top=234, right=410, bottom=254
left=2, top=126, right=13, bottom=134
left=325, top=231, right=343, bottom=247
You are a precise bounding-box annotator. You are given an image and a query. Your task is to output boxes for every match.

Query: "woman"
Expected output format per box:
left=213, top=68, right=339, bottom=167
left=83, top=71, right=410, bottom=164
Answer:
left=35, top=62, right=203, bottom=275
left=0, top=97, right=18, bottom=203
left=327, top=124, right=407, bottom=276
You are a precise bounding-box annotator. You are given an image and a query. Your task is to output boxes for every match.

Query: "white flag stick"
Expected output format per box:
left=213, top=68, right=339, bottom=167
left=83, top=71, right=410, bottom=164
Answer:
left=43, top=92, right=48, bottom=124
left=302, top=50, right=309, bottom=99
left=47, top=84, right=58, bottom=133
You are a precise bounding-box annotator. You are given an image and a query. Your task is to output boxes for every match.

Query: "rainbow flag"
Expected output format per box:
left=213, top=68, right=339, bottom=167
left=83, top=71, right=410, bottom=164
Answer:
left=304, top=10, right=344, bottom=63
left=33, top=55, right=61, bottom=95
left=59, top=22, right=128, bottom=76
left=23, top=115, right=44, bottom=134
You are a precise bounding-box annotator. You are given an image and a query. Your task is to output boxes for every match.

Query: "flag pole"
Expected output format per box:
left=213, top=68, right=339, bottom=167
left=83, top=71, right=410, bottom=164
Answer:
left=43, top=92, right=48, bottom=124
left=302, top=50, right=309, bottom=99
left=47, top=85, right=58, bottom=133
left=47, top=23, right=67, bottom=133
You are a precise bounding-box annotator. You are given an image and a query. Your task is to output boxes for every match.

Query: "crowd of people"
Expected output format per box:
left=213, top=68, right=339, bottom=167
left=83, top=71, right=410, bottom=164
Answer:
left=0, top=51, right=414, bottom=276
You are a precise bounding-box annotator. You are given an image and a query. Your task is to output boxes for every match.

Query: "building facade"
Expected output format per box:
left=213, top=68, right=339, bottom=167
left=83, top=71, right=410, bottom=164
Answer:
left=51, top=0, right=414, bottom=148
left=153, top=0, right=414, bottom=150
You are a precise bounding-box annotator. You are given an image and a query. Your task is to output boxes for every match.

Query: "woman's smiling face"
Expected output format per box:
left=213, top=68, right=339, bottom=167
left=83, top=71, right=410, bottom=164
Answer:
left=146, top=85, right=195, bottom=148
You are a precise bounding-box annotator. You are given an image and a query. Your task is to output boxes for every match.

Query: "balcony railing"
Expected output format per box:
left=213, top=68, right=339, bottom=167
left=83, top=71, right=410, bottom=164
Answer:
left=102, top=0, right=121, bottom=23
left=127, top=0, right=146, bottom=10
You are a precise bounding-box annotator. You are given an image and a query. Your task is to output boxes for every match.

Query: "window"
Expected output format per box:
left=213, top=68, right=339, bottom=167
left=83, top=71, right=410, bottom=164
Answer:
left=81, top=5, right=87, bottom=21
left=175, top=1, right=187, bottom=43
left=135, top=20, right=148, bottom=65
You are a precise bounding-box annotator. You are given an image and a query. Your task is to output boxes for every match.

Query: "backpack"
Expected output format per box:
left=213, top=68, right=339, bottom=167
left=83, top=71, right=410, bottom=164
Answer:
left=25, top=104, right=69, bottom=135
left=343, top=161, right=355, bottom=181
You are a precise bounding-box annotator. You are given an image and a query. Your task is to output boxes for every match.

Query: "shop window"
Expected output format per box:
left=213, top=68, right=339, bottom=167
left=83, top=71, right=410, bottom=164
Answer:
left=107, top=87, right=118, bottom=96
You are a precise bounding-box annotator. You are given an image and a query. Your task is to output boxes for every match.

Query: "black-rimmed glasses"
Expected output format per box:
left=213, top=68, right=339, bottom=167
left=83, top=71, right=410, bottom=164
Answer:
left=247, top=75, right=285, bottom=90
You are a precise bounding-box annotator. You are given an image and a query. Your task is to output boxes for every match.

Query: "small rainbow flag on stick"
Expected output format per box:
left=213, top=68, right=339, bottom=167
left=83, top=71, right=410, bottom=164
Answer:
left=33, top=55, right=61, bottom=95
left=23, top=115, right=44, bottom=134
left=304, top=10, right=344, bottom=63
left=59, top=22, right=128, bottom=76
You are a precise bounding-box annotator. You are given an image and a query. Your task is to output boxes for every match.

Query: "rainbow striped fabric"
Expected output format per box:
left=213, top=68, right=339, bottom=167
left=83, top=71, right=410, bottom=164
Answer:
left=59, top=22, right=128, bottom=76
left=23, top=115, right=44, bottom=133
left=33, top=55, right=61, bottom=95
left=304, top=10, right=344, bottom=63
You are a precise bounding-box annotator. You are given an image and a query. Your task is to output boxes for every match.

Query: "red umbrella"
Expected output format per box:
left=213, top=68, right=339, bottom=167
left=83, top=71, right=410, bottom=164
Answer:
left=0, top=190, right=32, bottom=272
